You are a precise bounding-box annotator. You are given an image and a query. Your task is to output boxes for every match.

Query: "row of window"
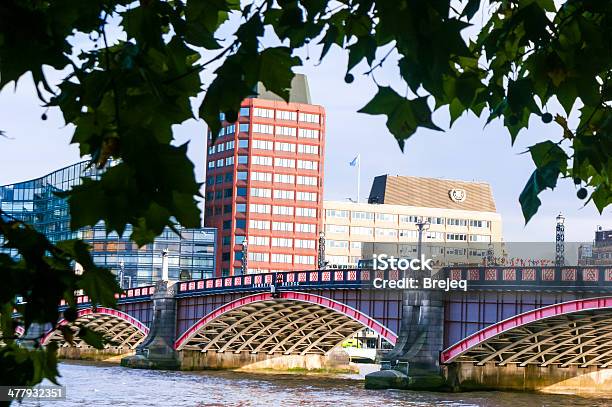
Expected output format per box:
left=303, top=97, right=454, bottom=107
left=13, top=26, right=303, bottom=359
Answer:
left=207, top=187, right=317, bottom=202
left=324, top=224, right=491, bottom=242
left=251, top=140, right=320, bottom=155
left=208, top=139, right=251, bottom=155
left=249, top=107, right=321, bottom=124
left=207, top=171, right=316, bottom=186
left=249, top=204, right=316, bottom=217
left=248, top=220, right=317, bottom=233
left=248, top=252, right=315, bottom=264
left=251, top=123, right=320, bottom=139
left=242, top=236, right=316, bottom=249
left=324, top=210, right=491, bottom=228
left=208, top=123, right=248, bottom=139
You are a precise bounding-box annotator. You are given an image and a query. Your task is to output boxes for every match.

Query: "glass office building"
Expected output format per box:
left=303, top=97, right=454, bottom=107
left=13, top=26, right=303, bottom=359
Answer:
left=0, top=161, right=216, bottom=286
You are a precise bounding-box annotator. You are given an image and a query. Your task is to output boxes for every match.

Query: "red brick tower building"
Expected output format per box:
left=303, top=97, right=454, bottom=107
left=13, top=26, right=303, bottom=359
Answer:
left=204, top=75, right=325, bottom=276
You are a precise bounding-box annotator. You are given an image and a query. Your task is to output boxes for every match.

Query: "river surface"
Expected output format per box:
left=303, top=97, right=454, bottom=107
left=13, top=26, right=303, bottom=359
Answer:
left=21, top=361, right=612, bottom=407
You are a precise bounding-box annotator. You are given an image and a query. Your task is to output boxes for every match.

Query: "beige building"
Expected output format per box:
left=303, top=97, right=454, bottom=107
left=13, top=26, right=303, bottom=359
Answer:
left=323, top=175, right=503, bottom=267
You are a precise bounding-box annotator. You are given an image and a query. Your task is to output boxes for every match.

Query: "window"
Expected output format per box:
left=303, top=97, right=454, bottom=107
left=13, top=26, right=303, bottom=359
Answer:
left=251, top=188, right=271, bottom=198
left=448, top=218, right=468, bottom=227
left=206, top=176, right=214, bottom=185
left=253, top=107, right=274, bottom=118
left=235, top=235, right=246, bottom=244
left=208, top=146, right=216, bottom=155
left=296, top=207, right=316, bottom=217
left=296, top=191, right=317, bottom=201
left=376, top=213, right=396, bottom=222
left=297, top=175, right=317, bottom=186
left=249, top=252, right=270, bottom=262
left=271, top=253, right=292, bottom=263
left=351, top=226, right=373, bottom=236
left=350, top=241, right=362, bottom=250
left=252, top=172, right=272, bottom=182
left=237, top=171, right=248, bottom=180
left=249, top=220, right=270, bottom=230
left=326, top=209, right=348, bottom=218
left=273, top=221, right=293, bottom=232
left=222, top=252, right=231, bottom=261
left=222, top=236, right=231, bottom=245
left=250, top=236, right=269, bottom=246
left=217, top=143, right=225, bottom=153
left=222, top=220, right=231, bottom=230
left=250, top=204, right=270, bottom=214
left=298, top=128, right=319, bottom=139
left=469, top=220, right=490, bottom=228
left=297, top=144, right=319, bottom=154
left=224, top=188, right=232, bottom=197
left=208, top=161, right=215, bottom=169
left=276, top=126, right=297, bottom=137
left=225, top=124, right=236, bottom=134
left=238, top=155, right=248, bottom=164
left=399, top=230, right=418, bottom=239
left=297, top=160, right=318, bottom=170
left=235, top=219, right=246, bottom=229
left=427, top=217, right=445, bottom=225
left=239, top=107, right=250, bottom=117
left=274, top=173, right=294, bottom=184
left=236, top=203, right=246, bottom=213
left=447, top=233, right=467, bottom=241
left=225, top=156, right=234, bottom=166
left=295, top=239, right=315, bottom=249
left=277, top=110, right=297, bottom=121
left=326, top=224, right=349, bottom=234
left=215, top=190, right=222, bottom=199
left=225, top=140, right=235, bottom=150
left=295, top=255, right=314, bottom=265
left=253, top=139, right=273, bottom=150
left=252, top=156, right=272, bottom=166
left=225, top=172, right=233, bottom=182
left=274, top=158, right=295, bottom=168
left=273, top=205, right=294, bottom=216
left=376, top=228, right=397, bottom=238
left=295, top=223, right=316, bottom=233
left=237, top=187, right=247, bottom=196
left=469, top=234, right=491, bottom=242
left=239, top=123, right=249, bottom=132
left=298, top=112, right=320, bottom=123
left=253, top=123, right=273, bottom=134
left=220, top=112, right=226, bottom=121
left=238, top=139, right=249, bottom=148
left=274, top=189, right=294, bottom=200
left=216, top=159, right=224, bottom=167
left=326, top=240, right=348, bottom=249
left=352, top=211, right=374, bottom=221
left=275, top=142, right=296, bottom=152
left=446, top=248, right=466, bottom=255
left=399, top=215, right=419, bottom=223
left=272, top=237, right=292, bottom=247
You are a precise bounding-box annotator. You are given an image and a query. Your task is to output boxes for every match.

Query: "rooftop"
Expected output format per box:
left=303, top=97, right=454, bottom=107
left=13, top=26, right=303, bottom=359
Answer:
left=368, top=174, right=497, bottom=213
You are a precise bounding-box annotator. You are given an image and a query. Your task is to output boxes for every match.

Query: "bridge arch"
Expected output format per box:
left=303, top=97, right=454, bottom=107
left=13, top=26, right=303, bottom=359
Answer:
left=175, top=291, right=397, bottom=355
left=42, top=307, right=149, bottom=350
left=442, top=297, right=612, bottom=367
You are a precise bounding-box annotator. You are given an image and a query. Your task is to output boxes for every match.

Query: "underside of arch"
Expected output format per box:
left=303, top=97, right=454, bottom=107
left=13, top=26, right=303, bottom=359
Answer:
left=42, top=307, right=149, bottom=350
left=442, top=297, right=612, bottom=367
left=175, top=291, right=397, bottom=355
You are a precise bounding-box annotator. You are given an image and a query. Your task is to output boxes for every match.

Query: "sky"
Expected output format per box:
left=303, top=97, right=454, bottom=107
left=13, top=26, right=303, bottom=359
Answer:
left=0, top=10, right=610, bottom=243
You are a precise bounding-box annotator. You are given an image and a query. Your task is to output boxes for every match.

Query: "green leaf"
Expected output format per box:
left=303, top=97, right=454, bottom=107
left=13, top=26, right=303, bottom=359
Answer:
left=358, top=86, right=442, bottom=151
left=519, top=162, right=563, bottom=223
left=78, top=327, right=105, bottom=350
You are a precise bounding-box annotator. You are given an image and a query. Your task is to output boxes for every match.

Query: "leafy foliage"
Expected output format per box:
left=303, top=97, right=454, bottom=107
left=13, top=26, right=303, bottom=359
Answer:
left=0, top=0, right=611, bottom=394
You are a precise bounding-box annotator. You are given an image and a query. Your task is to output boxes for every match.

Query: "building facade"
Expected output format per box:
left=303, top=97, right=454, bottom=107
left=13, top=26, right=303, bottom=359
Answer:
left=578, top=227, right=612, bottom=265
left=0, top=161, right=216, bottom=286
left=204, top=74, right=325, bottom=276
left=323, top=175, right=503, bottom=267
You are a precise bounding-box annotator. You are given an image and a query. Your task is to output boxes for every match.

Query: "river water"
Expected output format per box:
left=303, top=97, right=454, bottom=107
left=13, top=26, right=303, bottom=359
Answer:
left=21, top=362, right=612, bottom=407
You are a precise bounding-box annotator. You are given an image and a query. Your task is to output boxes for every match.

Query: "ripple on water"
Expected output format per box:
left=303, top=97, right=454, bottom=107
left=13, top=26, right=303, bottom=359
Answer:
left=17, top=362, right=612, bottom=407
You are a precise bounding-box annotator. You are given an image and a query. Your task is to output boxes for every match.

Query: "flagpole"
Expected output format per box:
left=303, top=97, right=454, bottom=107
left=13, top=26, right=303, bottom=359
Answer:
left=357, top=154, right=361, bottom=203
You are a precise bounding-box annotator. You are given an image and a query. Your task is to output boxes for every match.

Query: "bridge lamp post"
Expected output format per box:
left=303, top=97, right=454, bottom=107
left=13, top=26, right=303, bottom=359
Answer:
left=416, top=218, right=430, bottom=261
left=318, top=231, right=327, bottom=270
left=241, top=238, right=248, bottom=275
left=555, top=213, right=565, bottom=267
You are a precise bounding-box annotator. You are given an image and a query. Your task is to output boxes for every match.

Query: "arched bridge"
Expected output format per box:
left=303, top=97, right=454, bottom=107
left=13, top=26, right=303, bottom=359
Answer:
left=40, top=266, right=612, bottom=392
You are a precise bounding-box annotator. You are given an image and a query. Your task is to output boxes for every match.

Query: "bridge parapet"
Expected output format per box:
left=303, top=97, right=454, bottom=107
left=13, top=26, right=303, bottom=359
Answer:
left=440, top=266, right=612, bottom=291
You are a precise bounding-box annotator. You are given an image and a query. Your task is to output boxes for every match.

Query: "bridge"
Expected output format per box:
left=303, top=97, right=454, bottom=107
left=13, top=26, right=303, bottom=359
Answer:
left=36, top=266, right=612, bottom=393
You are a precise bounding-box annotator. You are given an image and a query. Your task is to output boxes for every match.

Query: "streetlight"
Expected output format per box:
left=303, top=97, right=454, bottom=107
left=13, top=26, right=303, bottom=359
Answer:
left=555, top=213, right=565, bottom=266
left=241, top=238, right=248, bottom=275
left=416, top=217, right=431, bottom=261
left=318, top=231, right=327, bottom=269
